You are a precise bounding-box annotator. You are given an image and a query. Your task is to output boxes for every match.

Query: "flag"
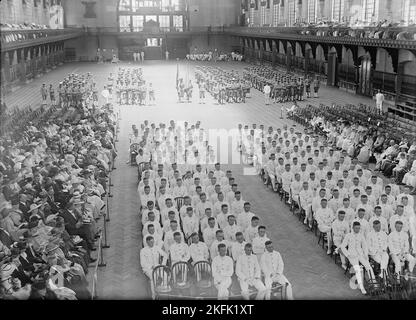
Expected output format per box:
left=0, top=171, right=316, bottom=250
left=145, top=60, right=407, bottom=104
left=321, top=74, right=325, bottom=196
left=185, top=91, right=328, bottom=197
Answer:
left=176, top=63, right=179, bottom=88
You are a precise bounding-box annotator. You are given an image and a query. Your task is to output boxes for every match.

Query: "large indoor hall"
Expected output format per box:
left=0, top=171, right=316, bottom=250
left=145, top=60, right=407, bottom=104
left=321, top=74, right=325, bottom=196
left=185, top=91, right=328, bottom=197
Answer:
left=1, top=0, right=416, bottom=304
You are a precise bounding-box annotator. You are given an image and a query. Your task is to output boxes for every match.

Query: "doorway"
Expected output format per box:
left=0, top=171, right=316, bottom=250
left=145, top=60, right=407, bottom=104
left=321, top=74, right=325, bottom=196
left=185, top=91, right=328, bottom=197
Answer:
left=358, top=55, right=372, bottom=96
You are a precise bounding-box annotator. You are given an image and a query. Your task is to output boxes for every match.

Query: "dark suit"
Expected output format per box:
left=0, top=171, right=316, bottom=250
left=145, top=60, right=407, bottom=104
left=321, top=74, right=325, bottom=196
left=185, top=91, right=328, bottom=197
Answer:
left=59, top=209, right=94, bottom=250
left=0, top=228, right=13, bottom=248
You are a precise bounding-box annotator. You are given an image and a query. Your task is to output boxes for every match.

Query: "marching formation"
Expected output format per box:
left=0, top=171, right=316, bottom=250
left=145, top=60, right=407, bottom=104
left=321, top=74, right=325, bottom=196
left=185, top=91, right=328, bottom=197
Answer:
left=115, top=67, right=155, bottom=106
left=195, top=66, right=250, bottom=105
left=238, top=122, right=416, bottom=295
left=134, top=120, right=293, bottom=300
left=40, top=73, right=99, bottom=108
left=243, top=66, right=321, bottom=104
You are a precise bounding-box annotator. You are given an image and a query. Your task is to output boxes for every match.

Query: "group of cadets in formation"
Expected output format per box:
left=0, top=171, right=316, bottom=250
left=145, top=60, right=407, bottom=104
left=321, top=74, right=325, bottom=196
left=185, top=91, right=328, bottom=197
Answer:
left=137, top=120, right=293, bottom=300
left=40, top=72, right=98, bottom=107
left=194, top=66, right=251, bottom=105
left=244, top=123, right=416, bottom=295
left=115, top=67, right=155, bottom=105
left=243, top=66, right=321, bottom=104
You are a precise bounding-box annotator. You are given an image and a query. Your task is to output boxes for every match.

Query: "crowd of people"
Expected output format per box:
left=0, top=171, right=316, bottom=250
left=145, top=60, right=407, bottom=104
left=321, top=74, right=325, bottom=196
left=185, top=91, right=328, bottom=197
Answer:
left=291, top=20, right=416, bottom=40
left=237, top=112, right=416, bottom=296
left=186, top=52, right=243, bottom=62
left=195, top=66, right=250, bottom=104
left=134, top=120, right=293, bottom=300
left=114, top=67, right=155, bottom=106
left=244, top=66, right=320, bottom=104
left=0, top=72, right=118, bottom=299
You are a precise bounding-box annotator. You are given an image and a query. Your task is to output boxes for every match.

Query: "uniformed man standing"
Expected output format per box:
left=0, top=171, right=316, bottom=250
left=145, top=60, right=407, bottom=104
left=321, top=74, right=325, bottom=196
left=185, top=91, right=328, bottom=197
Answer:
left=212, top=243, right=234, bottom=299
left=236, top=243, right=267, bottom=300
left=41, top=84, right=48, bottom=102
left=263, top=83, right=271, bottom=105
left=260, top=241, right=294, bottom=300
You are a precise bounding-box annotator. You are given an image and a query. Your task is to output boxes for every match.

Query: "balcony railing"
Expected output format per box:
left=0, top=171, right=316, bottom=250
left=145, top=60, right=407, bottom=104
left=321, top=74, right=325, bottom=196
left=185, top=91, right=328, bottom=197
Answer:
left=1, top=28, right=85, bottom=50
left=224, top=26, right=416, bottom=49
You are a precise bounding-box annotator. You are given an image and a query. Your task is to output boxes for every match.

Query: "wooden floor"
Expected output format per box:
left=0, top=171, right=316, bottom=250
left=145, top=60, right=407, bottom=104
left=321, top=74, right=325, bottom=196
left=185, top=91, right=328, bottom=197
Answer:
left=4, top=60, right=378, bottom=300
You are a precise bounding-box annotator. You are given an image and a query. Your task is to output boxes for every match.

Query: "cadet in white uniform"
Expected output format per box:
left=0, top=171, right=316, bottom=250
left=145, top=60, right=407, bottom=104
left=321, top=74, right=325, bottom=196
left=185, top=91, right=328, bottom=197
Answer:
left=331, top=210, right=349, bottom=269
left=236, top=243, right=266, bottom=300
left=314, top=198, right=335, bottom=254
left=170, top=232, right=191, bottom=264
left=212, top=243, right=234, bottom=300
left=189, top=233, right=209, bottom=264
left=340, top=222, right=375, bottom=294
left=388, top=221, right=416, bottom=277
left=202, top=217, right=219, bottom=249
left=140, top=235, right=168, bottom=298
left=260, top=241, right=294, bottom=300
left=231, top=232, right=247, bottom=262
left=223, top=215, right=241, bottom=243
left=367, top=220, right=389, bottom=278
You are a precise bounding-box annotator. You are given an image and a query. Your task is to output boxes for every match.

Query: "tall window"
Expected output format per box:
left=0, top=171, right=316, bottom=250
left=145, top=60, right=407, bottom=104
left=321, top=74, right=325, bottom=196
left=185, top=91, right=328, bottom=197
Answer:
left=273, top=3, right=280, bottom=26
left=288, top=0, right=296, bottom=26
left=331, top=0, right=344, bottom=22
left=362, top=0, right=378, bottom=23
left=119, top=15, right=131, bottom=31
left=173, top=15, right=183, bottom=31
left=308, top=0, right=317, bottom=23
left=132, top=15, right=144, bottom=31
left=261, top=4, right=266, bottom=25
left=159, top=15, right=170, bottom=29
left=249, top=0, right=255, bottom=26
left=403, top=0, right=416, bottom=25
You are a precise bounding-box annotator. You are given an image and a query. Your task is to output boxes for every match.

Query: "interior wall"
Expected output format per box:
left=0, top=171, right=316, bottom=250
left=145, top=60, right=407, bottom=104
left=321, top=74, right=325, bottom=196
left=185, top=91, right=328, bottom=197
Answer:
left=63, top=0, right=118, bottom=28
left=1, top=0, right=51, bottom=26
left=189, top=0, right=240, bottom=27
left=188, top=35, right=240, bottom=53
left=64, top=35, right=118, bottom=60
left=399, top=49, right=416, bottom=75
left=375, top=48, right=395, bottom=73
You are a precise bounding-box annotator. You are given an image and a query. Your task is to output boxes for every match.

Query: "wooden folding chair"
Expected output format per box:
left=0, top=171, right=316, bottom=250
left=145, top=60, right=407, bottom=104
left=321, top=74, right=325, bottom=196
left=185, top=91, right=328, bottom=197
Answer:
left=152, top=265, right=172, bottom=299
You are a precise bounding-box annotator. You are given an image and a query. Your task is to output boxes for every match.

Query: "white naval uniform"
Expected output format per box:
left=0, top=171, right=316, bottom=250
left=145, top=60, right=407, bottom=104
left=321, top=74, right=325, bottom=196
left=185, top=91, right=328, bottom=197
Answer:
left=388, top=230, right=416, bottom=274
left=237, top=211, right=255, bottom=231
left=236, top=253, right=266, bottom=300
left=252, top=235, right=270, bottom=260
left=212, top=254, right=234, bottom=299
left=170, top=241, right=191, bottom=264
left=210, top=239, right=230, bottom=259
left=189, top=241, right=209, bottom=264
left=367, top=230, right=389, bottom=273
left=202, top=225, right=219, bottom=249
left=231, top=241, right=247, bottom=262
left=260, top=250, right=294, bottom=300
left=140, top=245, right=167, bottom=277
left=223, top=223, right=241, bottom=243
